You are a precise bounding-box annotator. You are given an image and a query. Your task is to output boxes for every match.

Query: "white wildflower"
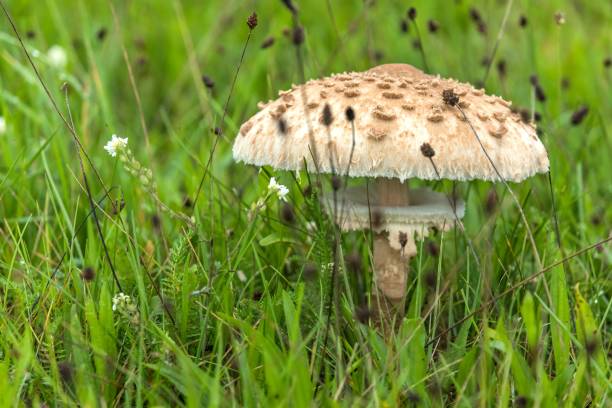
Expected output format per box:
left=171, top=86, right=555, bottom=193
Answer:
left=47, top=45, right=67, bottom=69
left=268, top=177, right=289, bottom=201
left=112, top=292, right=139, bottom=325
left=0, top=116, right=5, bottom=135
left=112, top=292, right=132, bottom=311
left=104, top=134, right=128, bottom=157
left=236, top=270, right=247, bottom=282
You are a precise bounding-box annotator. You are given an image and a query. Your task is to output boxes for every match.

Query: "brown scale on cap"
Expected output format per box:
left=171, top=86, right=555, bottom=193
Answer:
left=382, top=92, right=403, bottom=100
left=270, top=104, right=287, bottom=119
left=477, top=112, right=490, bottom=121
left=488, top=123, right=508, bottom=138
left=240, top=121, right=254, bottom=136
left=368, top=127, right=387, bottom=141
left=493, top=112, right=506, bottom=122
left=335, top=87, right=346, bottom=94
left=427, top=106, right=445, bottom=122
left=373, top=105, right=396, bottom=121
left=233, top=63, right=549, bottom=183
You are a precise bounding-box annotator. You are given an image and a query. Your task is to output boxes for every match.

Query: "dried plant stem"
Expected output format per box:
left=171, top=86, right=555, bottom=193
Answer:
left=192, top=25, right=254, bottom=209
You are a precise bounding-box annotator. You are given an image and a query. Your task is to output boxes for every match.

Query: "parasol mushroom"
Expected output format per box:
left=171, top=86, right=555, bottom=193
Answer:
left=233, top=63, right=549, bottom=332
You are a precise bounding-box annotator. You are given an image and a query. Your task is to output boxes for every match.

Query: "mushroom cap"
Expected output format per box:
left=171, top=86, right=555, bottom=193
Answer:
left=233, top=63, right=549, bottom=182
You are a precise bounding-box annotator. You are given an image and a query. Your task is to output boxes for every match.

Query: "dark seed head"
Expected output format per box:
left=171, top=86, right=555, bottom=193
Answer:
left=535, top=85, right=546, bottom=102
left=404, top=390, right=421, bottom=404
left=280, top=202, right=295, bottom=224
left=246, top=12, right=258, bottom=30
left=561, top=77, right=570, bottom=90
left=202, top=75, right=215, bottom=89
left=371, top=209, right=384, bottom=229
left=485, top=188, right=498, bottom=215
left=214, top=127, right=222, bottom=136
left=427, top=240, right=440, bottom=257
left=407, top=7, right=417, bottom=21
left=496, top=59, right=507, bottom=78
left=322, top=104, right=333, bottom=126
left=183, top=196, right=193, bottom=209
left=355, top=304, right=372, bottom=324
left=277, top=117, right=288, bottom=134
left=331, top=175, right=342, bottom=191
left=292, top=26, right=304, bottom=45
left=373, top=49, right=384, bottom=62
left=97, top=28, right=107, bottom=41
left=399, top=232, right=408, bottom=249
left=302, top=184, right=313, bottom=198
left=345, top=251, right=362, bottom=274
left=515, top=395, right=528, bottom=408
left=261, top=36, right=275, bottom=49
left=281, top=0, right=298, bottom=14
left=442, top=89, right=459, bottom=106
left=585, top=338, right=598, bottom=356
left=519, top=15, right=528, bottom=28
left=303, top=262, right=318, bottom=281
left=345, top=106, right=355, bottom=122
left=424, top=270, right=437, bottom=289
left=469, top=8, right=482, bottom=22
left=529, top=74, right=540, bottom=86
left=81, top=266, right=95, bottom=282
left=400, top=20, right=409, bottom=33
left=427, top=20, right=439, bottom=33
left=151, top=214, right=161, bottom=230
left=604, top=57, right=611, bottom=68
left=476, top=21, right=487, bottom=34
left=570, top=105, right=589, bottom=126
left=534, top=111, right=542, bottom=122
left=58, top=361, right=74, bottom=383
left=420, top=143, right=435, bottom=158
left=412, top=39, right=421, bottom=50
left=26, top=30, right=36, bottom=39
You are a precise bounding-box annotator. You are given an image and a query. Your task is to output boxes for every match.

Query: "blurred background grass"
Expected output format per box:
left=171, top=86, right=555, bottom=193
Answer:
left=0, top=0, right=610, bottom=406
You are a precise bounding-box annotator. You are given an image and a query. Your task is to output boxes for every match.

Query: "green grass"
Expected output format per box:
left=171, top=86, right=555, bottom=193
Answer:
left=1, top=0, right=610, bottom=406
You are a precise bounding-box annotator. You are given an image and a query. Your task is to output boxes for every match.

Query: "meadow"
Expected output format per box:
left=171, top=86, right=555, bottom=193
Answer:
left=0, top=0, right=610, bottom=406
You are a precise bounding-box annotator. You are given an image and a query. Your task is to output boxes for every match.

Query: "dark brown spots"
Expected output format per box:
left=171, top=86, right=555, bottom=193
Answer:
left=335, top=75, right=352, bottom=81
left=368, top=127, right=387, bottom=140
left=270, top=104, right=287, bottom=119
left=320, top=91, right=328, bottom=99
left=281, top=93, right=295, bottom=106
left=345, top=81, right=360, bottom=88
left=240, top=121, right=254, bottom=136
left=323, top=82, right=335, bottom=88
left=344, top=90, right=360, bottom=98
left=458, top=101, right=470, bottom=109
left=382, top=92, right=403, bottom=100
left=364, top=77, right=376, bottom=82
left=398, top=82, right=408, bottom=89
left=376, top=83, right=392, bottom=90
left=442, top=89, right=459, bottom=106
left=335, top=87, right=345, bottom=93
left=306, top=102, right=319, bottom=110
left=401, top=104, right=415, bottom=111
left=372, top=105, right=396, bottom=121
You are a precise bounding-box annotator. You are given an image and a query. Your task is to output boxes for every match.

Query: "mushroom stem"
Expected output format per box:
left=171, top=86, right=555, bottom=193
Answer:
left=371, top=232, right=412, bottom=334
left=374, top=178, right=410, bottom=206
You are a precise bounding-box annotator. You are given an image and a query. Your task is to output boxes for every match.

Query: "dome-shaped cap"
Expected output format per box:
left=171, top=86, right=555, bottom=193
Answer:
left=233, top=64, right=549, bottom=182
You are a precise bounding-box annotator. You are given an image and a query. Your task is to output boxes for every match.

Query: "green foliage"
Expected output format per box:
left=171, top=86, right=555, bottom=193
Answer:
left=0, top=0, right=610, bottom=406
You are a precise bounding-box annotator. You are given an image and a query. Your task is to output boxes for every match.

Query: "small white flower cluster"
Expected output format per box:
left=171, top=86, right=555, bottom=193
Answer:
left=0, top=116, right=6, bottom=135
left=104, top=134, right=128, bottom=157
left=47, top=45, right=67, bottom=69
left=112, top=292, right=140, bottom=325
left=268, top=177, right=289, bottom=201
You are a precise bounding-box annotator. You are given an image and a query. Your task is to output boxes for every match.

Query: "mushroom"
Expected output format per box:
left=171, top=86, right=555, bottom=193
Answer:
left=233, top=63, right=549, bottom=332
